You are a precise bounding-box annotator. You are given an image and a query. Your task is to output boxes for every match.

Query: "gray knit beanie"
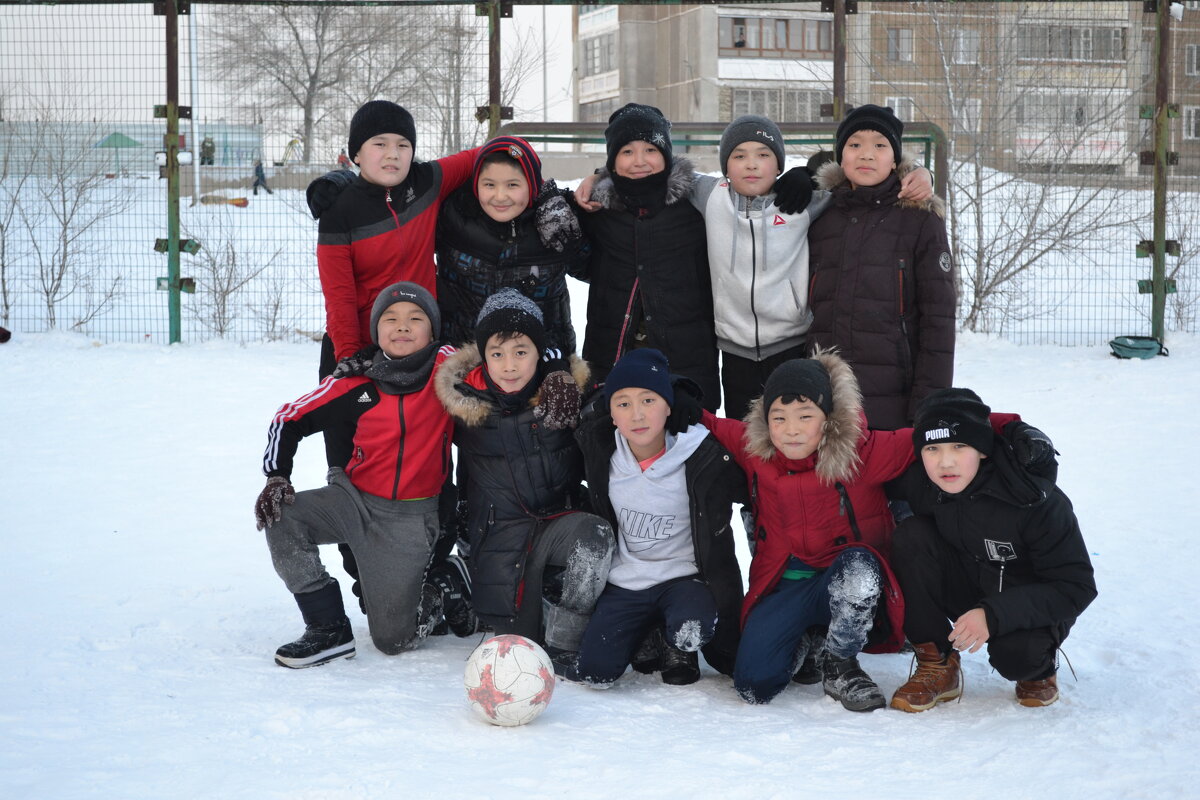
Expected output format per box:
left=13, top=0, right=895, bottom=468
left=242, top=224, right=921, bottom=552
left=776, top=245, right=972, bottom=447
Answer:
left=720, top=115, right=786, bottom=177
left=369, top=282, right=440, bottom=345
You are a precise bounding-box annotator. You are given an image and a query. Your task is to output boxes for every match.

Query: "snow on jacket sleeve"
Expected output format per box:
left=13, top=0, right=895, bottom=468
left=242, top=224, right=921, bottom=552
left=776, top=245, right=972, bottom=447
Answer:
left=262, top=376, right=369, bottom=479
left=980, top=490, right=1097, bottom=636
left=906, top=211, right=956, bottom=421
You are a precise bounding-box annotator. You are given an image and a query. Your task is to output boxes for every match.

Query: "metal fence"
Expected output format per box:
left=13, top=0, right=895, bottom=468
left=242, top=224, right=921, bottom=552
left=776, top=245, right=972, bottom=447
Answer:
left=0, top=1, right=1196, bottom=346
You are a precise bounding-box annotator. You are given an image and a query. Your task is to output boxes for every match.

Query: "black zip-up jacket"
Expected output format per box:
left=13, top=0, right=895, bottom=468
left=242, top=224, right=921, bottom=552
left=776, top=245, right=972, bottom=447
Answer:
left=575, top=410, right=748, bottom=675
left=900, top=444, right=1096, bottom=637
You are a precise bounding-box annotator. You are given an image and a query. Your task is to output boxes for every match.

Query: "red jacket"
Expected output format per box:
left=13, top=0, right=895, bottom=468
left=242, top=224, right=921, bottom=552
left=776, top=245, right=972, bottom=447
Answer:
left=701, top=350, right=1018, bottom=653
left=317, top=149, right=480, bottom=359
left=263, top=346, right=455, bottom=500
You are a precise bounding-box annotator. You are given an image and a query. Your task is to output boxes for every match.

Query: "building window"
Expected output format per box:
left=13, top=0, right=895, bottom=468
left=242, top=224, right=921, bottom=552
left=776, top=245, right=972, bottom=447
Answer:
left=885, top=96, right=915, bottom=122
left=1184, top=107, right=1200, bottom=141
left=1187, top=44, right=1200, bottom=77
left=719, top=16, right=832, bottom=59
left=1017, top=92, right=1115, bottom=129
left=579, top=4, right=604, bottom=14
left=732, top=88, right=832, bottom=122
left=952, top=28, right=979, bottom=65
left=887, top=28, right=913, bottom=63
left=580, top=97, right=620, bottom=124
left=581, top=33, right=616, bottom=78
left=1018, top=25, right=1126, bottom=61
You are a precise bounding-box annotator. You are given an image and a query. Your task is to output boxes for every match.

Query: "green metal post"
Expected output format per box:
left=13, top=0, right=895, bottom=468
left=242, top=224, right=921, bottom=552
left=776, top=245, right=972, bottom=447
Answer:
left=1150, top=0, right=1171, bottom=342
left=166, top=0, right=182, bottom=343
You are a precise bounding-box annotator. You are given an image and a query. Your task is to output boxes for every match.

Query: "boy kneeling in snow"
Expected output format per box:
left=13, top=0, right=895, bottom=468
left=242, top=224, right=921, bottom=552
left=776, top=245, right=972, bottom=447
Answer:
left=888, top=389, right=1096, bottom=710
left=572, top=349, right=748, bottom=686
left=434, top=289, right=614, bottom=672
left=254, top=282, right=466, bottom=668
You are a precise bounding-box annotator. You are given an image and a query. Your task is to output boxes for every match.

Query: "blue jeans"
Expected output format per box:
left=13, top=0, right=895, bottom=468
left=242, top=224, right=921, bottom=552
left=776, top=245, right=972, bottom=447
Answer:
left=733, top=548, right=882, bottom=704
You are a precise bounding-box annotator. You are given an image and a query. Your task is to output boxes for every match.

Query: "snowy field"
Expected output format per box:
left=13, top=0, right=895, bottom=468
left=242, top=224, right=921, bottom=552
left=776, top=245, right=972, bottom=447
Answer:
left=2, top=324, right=1199, bottom=798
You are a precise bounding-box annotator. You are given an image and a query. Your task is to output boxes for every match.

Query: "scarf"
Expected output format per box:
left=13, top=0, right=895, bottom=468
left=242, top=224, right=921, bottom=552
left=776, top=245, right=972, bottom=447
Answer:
left=364, top=341, right=439, bottom=395
left=611, top=169, right=669, bottom=218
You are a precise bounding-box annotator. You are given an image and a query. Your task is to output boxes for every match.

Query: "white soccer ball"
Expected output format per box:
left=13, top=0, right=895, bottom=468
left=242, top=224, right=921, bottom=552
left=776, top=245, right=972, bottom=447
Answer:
left=464, top=634, right=555, bottom=726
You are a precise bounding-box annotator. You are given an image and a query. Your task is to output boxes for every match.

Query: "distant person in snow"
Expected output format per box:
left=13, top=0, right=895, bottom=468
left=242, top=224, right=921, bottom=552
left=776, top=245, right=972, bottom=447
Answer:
left=888, top=389, right=1095, bottom=711
left=252, top=159, right=272, bottom=195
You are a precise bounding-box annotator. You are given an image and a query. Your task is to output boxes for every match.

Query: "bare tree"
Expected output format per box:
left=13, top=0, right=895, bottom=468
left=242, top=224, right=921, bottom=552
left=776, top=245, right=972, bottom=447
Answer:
left=16, top=112, right=131, bottom=330
left=0, top=119, right=37, bottom=324
left=858, top=3, right=1149, bottom=333
left=207, top=5, right=433, bottom=164
left=184, top=208, right=283, bottom=337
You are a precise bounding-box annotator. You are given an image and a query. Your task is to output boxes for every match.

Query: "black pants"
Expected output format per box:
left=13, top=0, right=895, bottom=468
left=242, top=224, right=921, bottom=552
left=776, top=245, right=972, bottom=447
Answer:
left=891, top=516, right=1065, bottom=682
left=720, top=343, right=807, bottom=421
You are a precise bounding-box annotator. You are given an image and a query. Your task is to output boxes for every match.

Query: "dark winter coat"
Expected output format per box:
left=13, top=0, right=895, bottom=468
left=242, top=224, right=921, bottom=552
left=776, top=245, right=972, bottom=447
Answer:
left=900, top=447, right=1096, bottom=637
left=317, top=148, right=479, bottom=359
left=263, top=346, right=455, bottom=501
left=575, top=413, right=749, bottom=676
left=435, top=183, right=588, bottom=354
left=576, top=159, right=721, bottom=410
left=807, top=160, right=956, bottom=429
left=434, top=344, right=593, bottom=629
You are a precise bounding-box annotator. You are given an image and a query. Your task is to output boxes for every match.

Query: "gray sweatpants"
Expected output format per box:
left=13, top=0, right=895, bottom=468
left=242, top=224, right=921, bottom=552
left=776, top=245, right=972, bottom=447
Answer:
left=264, top=469, right=439, bottom=655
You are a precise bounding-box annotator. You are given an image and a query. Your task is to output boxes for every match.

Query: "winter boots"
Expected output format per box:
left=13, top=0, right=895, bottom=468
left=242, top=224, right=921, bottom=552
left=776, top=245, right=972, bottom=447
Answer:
left=427, top=554, right=476, bottom=637
left=1016, top=674, right=1059, bottom=707
left=890, top=642, right=963, bottom=712
left=275, top=580, right=356, bottom=669
left=792, top=628, right=826, bottom=685
left=822, top=653, right=885, bottom=712
left=660, top=640, right=701, bottom=686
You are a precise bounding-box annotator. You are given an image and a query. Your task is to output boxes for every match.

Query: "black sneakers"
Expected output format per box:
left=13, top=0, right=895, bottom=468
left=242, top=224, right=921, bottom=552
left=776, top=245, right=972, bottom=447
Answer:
left=428, top=554, right=476, bottom=638
left=275, top=619, right=355, bottom=668
left=822, top=653, right=885, bottom=712
left=660, top=641, right=701, bottom=686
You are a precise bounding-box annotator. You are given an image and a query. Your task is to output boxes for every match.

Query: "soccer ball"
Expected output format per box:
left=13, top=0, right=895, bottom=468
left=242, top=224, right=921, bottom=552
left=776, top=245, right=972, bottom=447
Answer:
left=464, top=634, right=555, bottom=726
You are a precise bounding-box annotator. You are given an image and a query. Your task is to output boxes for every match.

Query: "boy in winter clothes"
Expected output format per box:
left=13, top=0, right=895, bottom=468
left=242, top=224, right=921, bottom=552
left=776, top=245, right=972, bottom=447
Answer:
left=436, top=135, right=588, bottom=355
left=807, top=104, right=956, bottom=430
left=434, top=289, right=614, bottom=667
left=697, top=351, right=1045, bottom=710
left=572, top=349, right=748, bottom=687
left=889, top=389, right=1095, bottom=711
left=254, top=282, right=466, bottom=668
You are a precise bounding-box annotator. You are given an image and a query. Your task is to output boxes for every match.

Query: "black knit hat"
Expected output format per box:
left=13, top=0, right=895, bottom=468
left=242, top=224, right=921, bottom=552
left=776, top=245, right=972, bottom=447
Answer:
left=370, top=282, right=439, bottom=346
left=472, top=135, right=543, bottom=210
left=719, top=114, right=786, bottom=177
left=474, top=288, right=546, bottom=357
left=761, top=359, right=834, bottom=420
left=835, top=104, right=903, bottom=165
left=604, top=103, right=673, bottom=174
left=348, top=100, right=417, bottom=160
left=912, top=388, right=995, bottom=456
left=604, top=348, right=674, bottom=407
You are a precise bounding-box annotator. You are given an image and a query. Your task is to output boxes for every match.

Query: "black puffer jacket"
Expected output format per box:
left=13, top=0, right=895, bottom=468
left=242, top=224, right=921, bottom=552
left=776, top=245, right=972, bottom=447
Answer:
left=576, top=159, right=721, bottom=410
left=807, top=161, right=956, bottom=429
left=575, top=411, right=748, bottom=676
left=900, top=444, right=1096, bottom=637
left=435, top=182, right=588, bottom=353
left=434, top=345, right=592, bottom=628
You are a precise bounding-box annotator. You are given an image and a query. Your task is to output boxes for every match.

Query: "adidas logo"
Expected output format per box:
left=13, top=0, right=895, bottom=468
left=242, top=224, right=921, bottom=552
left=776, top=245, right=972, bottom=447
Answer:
left=357, top=391, right=372, bottom=403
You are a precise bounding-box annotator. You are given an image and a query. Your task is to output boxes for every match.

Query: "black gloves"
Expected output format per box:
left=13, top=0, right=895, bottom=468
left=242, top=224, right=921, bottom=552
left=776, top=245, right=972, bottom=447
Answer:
left=666, top=376, right=705, bottom=435
left=772, top=166, right=816, bottom=215
left=254, top=476, right=295, bottom=530
left=1004, top=421, right=1059, bottom=482
left=330, top=344, right=380, bottom=379
left=305, top=169, right=356, bottom=220
left=535, top=179, right=585, bottom=253
left=533, top=350, right=580, bottom=431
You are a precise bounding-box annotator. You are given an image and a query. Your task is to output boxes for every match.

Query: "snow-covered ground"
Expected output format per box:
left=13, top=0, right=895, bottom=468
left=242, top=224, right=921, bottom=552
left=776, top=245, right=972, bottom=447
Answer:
left=3, top=326, right=1198, bottom=798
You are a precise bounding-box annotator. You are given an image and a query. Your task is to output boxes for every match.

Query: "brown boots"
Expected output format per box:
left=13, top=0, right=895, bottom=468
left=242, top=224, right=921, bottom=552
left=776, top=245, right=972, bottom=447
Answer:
left=890, top=642, right=962, bottom=712
left=1016, top=674, right=1059, bottom=707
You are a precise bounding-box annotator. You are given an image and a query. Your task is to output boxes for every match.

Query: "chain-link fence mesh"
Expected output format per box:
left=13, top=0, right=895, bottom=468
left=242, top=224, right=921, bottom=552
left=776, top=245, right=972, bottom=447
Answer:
left=1, top=1, right=1196, bottom=346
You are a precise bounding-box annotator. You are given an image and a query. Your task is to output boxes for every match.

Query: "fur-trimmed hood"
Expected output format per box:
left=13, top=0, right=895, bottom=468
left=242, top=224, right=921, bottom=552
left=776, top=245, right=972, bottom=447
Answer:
left=816, top=156, right=946, bottom=218
left=435, top=342, right=591, bottom=426
left=590, top=157, right=697, bottom=211
left=740, top=348, right=865, bottom=484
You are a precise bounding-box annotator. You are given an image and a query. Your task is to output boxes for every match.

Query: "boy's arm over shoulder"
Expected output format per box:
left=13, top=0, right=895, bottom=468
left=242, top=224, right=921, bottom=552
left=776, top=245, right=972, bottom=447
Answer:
left=979, top=488, right=1097, bottom=637
left=698, top=409, right=751, bottom=469
left=689, top=172, right=721, bottom=214
left=434, top=146, right=484, bottom=201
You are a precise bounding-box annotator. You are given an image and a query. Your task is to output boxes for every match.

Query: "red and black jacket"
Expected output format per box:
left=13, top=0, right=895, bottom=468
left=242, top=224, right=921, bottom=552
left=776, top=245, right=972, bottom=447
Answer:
left=263, top=346, right=455, bottom=500
left=317, top=149, right=480, bottom=360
